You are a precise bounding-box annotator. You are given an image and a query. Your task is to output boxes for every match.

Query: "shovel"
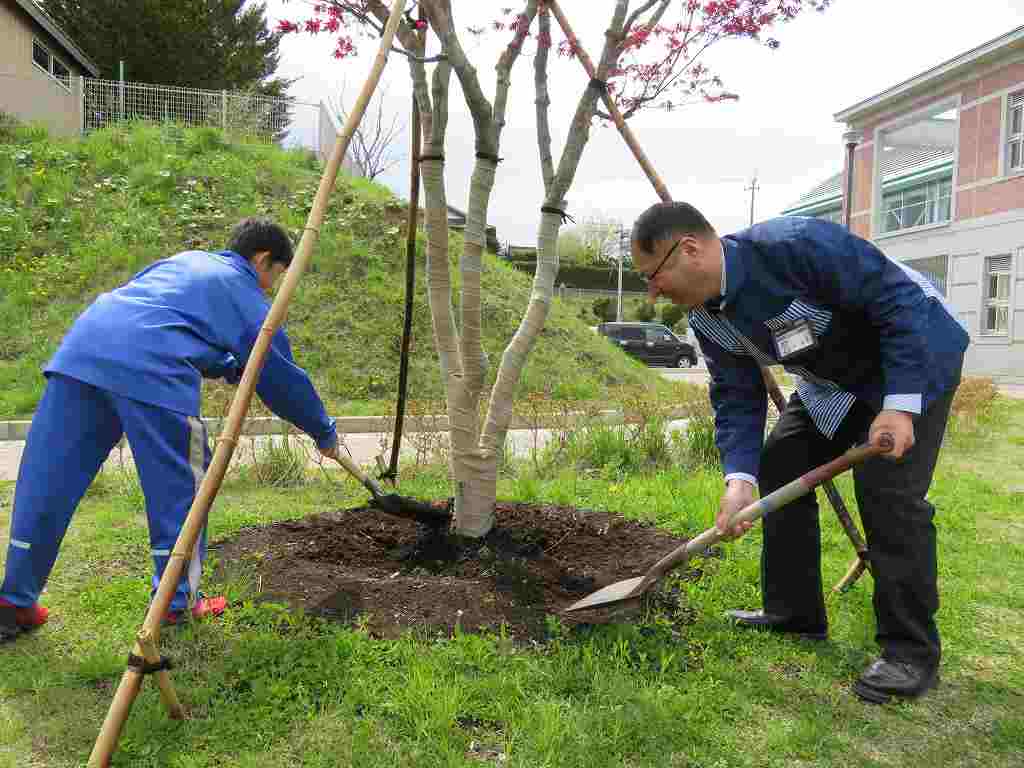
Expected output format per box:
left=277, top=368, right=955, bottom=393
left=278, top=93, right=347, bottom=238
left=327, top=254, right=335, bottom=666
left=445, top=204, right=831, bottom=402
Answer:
left=330, top=449, right=451, bottom=528
left=564, top=434, right=894, bottom=614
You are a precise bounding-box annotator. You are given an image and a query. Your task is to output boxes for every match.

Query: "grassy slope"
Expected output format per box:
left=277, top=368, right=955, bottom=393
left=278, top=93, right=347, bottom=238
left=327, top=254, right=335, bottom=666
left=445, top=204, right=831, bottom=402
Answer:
left=0, top=399, right=1021, bottom=767
left=0, top=123, right=660, bottom=419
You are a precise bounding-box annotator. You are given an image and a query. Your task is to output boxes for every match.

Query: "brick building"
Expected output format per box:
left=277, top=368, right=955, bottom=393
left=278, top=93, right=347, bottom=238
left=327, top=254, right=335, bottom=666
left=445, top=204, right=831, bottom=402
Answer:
left=784, top=26, right=1024, bottom=378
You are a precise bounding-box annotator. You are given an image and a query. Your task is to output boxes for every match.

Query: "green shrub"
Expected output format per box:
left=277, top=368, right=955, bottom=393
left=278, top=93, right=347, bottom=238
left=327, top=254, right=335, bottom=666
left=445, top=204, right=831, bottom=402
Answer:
left=632, top=300, right=656, bottom=322
left=682, top=413, right=719, bottom=470
left=184, top=126, right=229, bottom=157
left=660, top=302, right=687, bottom=332
left=949, top=376, right=999, bottom=435
left=0, top=111, right=20, bottom=142
left=250, top=431, right=308, bottom=488
left=592, top=297, right=614, bottom=322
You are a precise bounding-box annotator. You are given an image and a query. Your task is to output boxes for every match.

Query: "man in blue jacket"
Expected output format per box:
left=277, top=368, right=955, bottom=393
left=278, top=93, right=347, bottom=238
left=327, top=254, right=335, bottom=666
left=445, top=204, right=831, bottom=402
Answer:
left=1, top=218, right=339, bottom=643
left=631, top=202, right=968, bottom=704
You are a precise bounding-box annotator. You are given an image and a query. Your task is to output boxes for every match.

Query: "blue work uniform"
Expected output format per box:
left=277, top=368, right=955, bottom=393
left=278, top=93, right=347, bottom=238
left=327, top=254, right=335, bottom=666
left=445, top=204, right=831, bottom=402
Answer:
left=1, top=250, right=337, bottom=612
left=690, top=216, right=969, bottom=668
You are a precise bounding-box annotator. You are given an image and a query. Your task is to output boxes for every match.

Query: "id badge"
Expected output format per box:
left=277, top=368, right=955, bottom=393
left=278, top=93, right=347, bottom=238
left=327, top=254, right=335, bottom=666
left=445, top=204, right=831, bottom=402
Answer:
left=772, top=318, right=817, bottom=361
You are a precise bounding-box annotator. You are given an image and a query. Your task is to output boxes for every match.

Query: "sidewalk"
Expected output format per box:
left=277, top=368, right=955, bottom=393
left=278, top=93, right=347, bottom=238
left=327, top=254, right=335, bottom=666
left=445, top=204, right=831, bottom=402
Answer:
left=0, top=417, right=691, bottom=483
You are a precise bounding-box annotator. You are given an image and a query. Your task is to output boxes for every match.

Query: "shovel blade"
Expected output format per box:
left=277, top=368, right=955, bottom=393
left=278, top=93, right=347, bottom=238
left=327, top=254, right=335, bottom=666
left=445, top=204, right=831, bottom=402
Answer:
left=565, top=575, right=647, bottom=612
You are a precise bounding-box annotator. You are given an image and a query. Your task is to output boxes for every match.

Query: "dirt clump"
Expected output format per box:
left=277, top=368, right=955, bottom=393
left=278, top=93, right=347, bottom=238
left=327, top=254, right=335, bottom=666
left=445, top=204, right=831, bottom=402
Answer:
left=213, top=502, right=699, bottom=640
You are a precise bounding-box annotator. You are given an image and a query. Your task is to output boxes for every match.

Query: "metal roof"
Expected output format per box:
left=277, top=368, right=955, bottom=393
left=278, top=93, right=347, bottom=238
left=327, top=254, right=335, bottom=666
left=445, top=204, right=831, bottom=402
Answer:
left=12, top=0, right=100, bottom=76
left=784, top=146, right=954, bottom=213
left=835, top=25, right=1024, bottom=123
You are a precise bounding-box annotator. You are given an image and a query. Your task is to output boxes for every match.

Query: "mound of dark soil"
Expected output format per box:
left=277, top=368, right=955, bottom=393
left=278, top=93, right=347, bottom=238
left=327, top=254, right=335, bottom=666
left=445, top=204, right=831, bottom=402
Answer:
left=213, top=502, right=701, bottom=640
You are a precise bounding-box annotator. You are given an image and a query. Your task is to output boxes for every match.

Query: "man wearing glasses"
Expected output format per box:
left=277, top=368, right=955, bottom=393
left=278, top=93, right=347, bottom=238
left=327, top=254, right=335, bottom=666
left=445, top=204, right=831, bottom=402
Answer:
left=631, top=201, right=967, bottom=704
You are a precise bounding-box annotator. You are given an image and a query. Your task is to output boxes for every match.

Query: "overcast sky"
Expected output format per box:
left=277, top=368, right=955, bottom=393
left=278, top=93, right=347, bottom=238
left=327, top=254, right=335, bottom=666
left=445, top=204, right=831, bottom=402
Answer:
left=266, top=0, right=1024, bottom=245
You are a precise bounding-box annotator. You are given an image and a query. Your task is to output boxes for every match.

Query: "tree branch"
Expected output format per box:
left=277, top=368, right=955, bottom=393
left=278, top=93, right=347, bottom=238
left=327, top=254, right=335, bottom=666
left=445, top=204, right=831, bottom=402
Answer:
left=624, top=0, right=667, bottom=34
left=534, top=5, right=555, bottom=194
left=493, top=1, right=539, bottom=147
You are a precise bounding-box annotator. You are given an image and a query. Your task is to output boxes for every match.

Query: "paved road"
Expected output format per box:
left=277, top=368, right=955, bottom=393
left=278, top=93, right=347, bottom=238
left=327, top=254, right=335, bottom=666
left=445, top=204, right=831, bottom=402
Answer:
left=1, top=366, right=1020, bottom=482
left=0, top=420, right=691, bottom=483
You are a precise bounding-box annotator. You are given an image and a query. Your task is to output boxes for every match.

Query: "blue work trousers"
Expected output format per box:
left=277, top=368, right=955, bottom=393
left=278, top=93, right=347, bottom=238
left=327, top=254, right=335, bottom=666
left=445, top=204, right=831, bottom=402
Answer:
left=1, top=374, right=211, bottom=612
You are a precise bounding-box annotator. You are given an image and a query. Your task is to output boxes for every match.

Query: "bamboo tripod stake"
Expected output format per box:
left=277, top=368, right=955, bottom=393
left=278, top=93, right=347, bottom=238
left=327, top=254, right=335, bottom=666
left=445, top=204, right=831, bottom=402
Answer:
left=547, top=0, right=870, bottom=593
left=87, top=1, right=407, bottom=765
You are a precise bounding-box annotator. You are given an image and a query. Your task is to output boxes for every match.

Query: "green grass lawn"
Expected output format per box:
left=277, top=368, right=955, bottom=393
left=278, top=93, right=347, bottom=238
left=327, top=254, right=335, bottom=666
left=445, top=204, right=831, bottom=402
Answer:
left=1, top=399, right=1022, bottom=767
left=0, top=123, right=667, bottom=421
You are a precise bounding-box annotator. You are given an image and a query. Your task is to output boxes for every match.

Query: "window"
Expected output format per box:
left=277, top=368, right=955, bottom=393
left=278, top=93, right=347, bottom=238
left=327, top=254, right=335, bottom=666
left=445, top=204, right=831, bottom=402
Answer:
left=1009, top=92, right=1024, bottom=173
left=51, top=57, right=70, bottom=89
left=31, top=38, right=71, bottom=91
left=32, top=39, right=49, bottom=70
left=905, top=254, right=949, bottom=295
left=881, top=177, right=952, bottom=233
left=982, top=254, right=1012, bottom=336
left=645, top=326, right=673, bottom=343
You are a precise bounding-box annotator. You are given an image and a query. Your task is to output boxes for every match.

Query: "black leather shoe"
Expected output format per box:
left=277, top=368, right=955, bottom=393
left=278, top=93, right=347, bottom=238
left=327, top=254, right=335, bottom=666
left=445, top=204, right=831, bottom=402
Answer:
left=726, top=609, right=827, bottom=641
left=853, top=658, right=938, bottom=704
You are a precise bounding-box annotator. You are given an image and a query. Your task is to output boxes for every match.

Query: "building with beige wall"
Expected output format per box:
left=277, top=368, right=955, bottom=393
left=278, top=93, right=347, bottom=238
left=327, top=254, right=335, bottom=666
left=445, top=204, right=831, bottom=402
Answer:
left=0, top=0, right=98, bottom=136
left=784, top=26, right=1024, bottom=379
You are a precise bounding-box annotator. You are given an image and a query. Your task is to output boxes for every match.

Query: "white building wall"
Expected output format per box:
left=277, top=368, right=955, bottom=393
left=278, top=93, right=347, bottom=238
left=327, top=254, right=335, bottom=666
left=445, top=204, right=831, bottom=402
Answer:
left=872, top=208, right=1024, bottom=380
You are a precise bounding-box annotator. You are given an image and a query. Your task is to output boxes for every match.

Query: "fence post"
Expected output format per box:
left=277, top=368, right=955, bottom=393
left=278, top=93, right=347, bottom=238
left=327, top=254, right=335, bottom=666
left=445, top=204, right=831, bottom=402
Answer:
left=78, top=76, right=85, bottom=135
left=221, top=90, right=228, bottom=133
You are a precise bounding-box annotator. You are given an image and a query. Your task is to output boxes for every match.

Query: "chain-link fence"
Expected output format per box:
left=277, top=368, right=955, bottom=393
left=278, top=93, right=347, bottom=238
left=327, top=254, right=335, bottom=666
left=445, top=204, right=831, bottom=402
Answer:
left=81, top=77, right=321, bottom=152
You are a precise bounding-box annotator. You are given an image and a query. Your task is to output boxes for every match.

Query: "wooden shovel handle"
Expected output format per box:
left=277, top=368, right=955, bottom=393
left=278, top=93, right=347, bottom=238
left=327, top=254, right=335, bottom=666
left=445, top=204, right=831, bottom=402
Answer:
left=333, top=451, right=385, bottom=499
left=759, top=368, right=869, bottom=556
left=632, top=434, right=892, bottom=595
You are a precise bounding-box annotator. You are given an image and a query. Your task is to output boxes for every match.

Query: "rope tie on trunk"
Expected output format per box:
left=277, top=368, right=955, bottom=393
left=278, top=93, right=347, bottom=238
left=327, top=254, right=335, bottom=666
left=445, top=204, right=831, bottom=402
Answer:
left=541, top=206, right=576, bottom=225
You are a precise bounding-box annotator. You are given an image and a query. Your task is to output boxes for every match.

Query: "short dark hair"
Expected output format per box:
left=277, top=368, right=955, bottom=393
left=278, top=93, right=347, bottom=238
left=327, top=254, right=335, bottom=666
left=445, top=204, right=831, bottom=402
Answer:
left=632, top=202, right=714, bottom=254
left=227, top=218, right=294, bottom=266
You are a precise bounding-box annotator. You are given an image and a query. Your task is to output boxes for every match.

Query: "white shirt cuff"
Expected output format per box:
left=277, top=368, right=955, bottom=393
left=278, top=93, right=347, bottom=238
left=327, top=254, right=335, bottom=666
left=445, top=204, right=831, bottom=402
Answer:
left=882, top=394, right=922, bottom=414
left=725, top=472, right=758, bottom=489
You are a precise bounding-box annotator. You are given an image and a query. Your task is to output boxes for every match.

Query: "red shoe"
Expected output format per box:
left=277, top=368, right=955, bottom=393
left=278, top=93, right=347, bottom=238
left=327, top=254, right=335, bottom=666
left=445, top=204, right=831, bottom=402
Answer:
left=163, top=595, right=227, bottom=626
left=0, top=597, right=49, bottom=627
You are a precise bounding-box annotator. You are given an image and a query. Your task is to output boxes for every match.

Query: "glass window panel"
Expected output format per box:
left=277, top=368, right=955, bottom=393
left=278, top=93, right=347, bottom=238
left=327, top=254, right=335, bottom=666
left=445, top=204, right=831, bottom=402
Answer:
left=1012, top=106, right=1023, bottom=136
left=1011, top=140, right=1023, bottom=170
left=906, top=200, right=927, bottom=227
left=986, top=306, right=998, bottom=331
left=996, top=274, right=1010, bottom=300
left=32, top=40, right=49, bottom=71
left=51, top=58, right=70, bottom=88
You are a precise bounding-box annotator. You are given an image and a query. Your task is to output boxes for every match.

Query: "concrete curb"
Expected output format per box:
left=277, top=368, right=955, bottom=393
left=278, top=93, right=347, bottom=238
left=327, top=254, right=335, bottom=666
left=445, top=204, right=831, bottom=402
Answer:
left=0, top=408, right=696, bottom=442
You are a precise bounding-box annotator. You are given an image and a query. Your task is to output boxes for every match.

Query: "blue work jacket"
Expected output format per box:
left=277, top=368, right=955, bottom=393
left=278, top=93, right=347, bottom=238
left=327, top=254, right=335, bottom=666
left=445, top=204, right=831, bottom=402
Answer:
left=45, top=249, right=337, bottom=450
left=689, top=217, right=968, bottom=482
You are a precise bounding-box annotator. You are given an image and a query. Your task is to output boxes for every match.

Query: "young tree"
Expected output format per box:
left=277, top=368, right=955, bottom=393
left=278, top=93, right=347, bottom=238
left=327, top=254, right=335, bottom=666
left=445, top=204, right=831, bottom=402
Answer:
left=330, top=82, right=405, bottom=180
left=279, top=0, right=829, bottom=537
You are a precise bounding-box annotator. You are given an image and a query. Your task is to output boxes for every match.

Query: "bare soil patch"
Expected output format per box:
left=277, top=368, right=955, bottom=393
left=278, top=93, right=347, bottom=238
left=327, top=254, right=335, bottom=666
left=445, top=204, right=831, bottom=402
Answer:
left=213, top=502, right=700, bottom=640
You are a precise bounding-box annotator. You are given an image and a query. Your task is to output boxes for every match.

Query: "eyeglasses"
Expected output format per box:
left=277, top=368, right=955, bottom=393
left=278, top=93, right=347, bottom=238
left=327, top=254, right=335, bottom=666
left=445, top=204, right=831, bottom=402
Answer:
left=640, top=238, right=680, bottom=284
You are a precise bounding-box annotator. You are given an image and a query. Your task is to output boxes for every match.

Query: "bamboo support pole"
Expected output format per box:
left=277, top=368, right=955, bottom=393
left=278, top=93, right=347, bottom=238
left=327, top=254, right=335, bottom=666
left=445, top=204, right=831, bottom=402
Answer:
left=387, top=79, right=424, bottom=478
left=87, top=2, right=407, bottom=765
left=546, top=0, right=670, bottom=202
left=548, top=0, right=869, bottom=591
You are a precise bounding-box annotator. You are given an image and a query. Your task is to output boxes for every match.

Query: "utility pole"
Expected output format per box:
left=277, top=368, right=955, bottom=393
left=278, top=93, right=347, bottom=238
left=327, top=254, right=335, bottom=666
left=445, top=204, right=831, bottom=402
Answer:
left=616, top=223, right=624, bottom=321
left=745, top=172, right=759, bottom=226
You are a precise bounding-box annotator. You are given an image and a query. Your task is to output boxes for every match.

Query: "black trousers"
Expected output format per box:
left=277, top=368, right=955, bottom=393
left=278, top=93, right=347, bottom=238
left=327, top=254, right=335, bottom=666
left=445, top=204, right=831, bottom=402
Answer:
left=759, top=387, right=957, bottom=669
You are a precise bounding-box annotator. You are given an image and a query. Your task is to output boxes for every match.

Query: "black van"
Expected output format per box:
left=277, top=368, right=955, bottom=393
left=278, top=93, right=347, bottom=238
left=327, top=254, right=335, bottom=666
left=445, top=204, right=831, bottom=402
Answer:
left=597, top=322, right=698, bottom=368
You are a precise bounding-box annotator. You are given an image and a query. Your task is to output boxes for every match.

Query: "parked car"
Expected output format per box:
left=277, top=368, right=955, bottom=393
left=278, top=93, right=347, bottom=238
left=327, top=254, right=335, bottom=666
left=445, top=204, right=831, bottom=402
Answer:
left=597, top=322, right=698, bottom=368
